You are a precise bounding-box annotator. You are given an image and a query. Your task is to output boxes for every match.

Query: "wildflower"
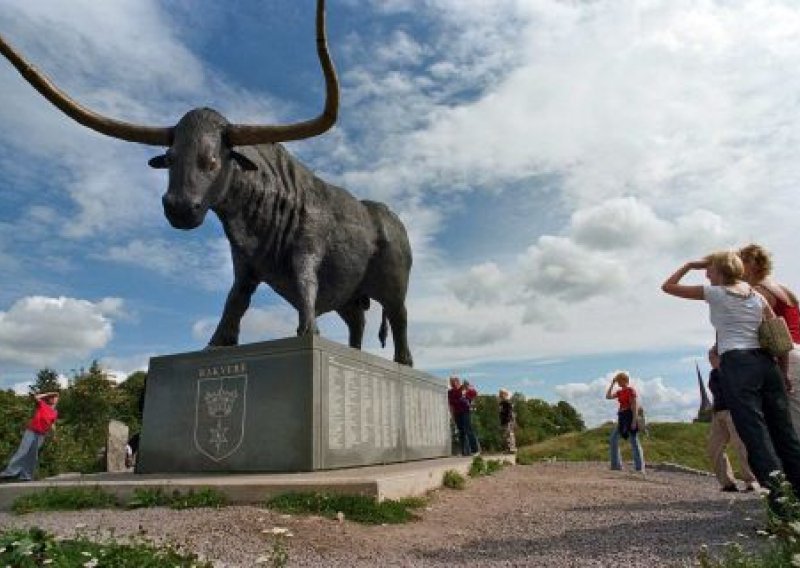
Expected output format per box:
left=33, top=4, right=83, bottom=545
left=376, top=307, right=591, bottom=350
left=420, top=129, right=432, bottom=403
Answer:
left=756, top=529, right=769, bottom=536
left=770, top=470, right=783, bottom=478
left=84, top=559, right=99, bottom=568
left=43, top=561, right=53, bottom=565
left=81, top=551, right=92, bottom=556
left=0, top=548, right=4, bottom=553
left=792, top=553, right=800, bottom=568
left=263, top=527, right=290, bottom=535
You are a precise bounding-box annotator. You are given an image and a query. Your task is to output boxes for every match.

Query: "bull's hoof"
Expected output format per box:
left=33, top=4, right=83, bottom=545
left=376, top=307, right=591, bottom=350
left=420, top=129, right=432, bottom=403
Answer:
left=395, top=353, right=414, bottom=367
left=205, top=342, right=236, bottom=350
left=296, top=324, right=320, bottom=336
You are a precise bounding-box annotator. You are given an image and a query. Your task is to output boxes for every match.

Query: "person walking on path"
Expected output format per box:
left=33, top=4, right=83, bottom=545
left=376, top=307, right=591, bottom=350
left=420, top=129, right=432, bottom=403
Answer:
left=606, top=372, right=645, bottom=473
left=662, top=251, right=800, bottom=506
left=498, top=388, right=517, bottom=454
left=707, top=347, right=758, bottom=492
left=1, top=391, right=59, bottom=481
left=740, top=243, right=800, bottom=438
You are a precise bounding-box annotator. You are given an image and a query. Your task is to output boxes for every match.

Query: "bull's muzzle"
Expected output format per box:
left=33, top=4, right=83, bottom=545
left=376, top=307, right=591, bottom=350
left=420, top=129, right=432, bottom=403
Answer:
left=162, top=193, right=204, bottom=229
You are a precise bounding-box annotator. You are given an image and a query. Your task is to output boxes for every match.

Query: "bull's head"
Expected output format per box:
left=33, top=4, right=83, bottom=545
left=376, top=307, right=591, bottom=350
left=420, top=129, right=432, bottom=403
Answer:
left=0, top=0, right=338, bottom=230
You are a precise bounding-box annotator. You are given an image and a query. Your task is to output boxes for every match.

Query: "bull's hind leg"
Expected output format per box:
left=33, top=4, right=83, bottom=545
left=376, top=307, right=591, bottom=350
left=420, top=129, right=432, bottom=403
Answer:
left=337, top=297, right=368, bottom=349
left=385, top=301, right=413, bottom=367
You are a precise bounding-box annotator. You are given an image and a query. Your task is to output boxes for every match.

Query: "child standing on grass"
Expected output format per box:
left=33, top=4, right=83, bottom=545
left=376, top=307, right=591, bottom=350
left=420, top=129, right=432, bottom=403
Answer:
left=498, top=389, right=516, bottom=454
left=605, top=372, right=645, bottom=473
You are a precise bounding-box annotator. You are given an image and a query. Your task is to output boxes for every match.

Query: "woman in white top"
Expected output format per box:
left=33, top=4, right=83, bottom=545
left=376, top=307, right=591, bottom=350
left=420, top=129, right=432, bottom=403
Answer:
left=661, top=250, right=800, bottom=504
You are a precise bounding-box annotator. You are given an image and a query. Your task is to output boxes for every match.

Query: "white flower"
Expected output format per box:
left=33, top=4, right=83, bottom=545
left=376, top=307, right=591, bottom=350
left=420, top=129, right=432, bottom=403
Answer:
left=337, top=511, right=345, bottom=523
left=81, top=552, right=92, bottom=557
left=770, top=470, right=783, bottom=478
left=263, top=527, right=290, bottom=535
left=43, top=561, right=53, bottom=565
left=791, top=553, right=800, bottom=568
left=84, top=559, right=99, bottom=568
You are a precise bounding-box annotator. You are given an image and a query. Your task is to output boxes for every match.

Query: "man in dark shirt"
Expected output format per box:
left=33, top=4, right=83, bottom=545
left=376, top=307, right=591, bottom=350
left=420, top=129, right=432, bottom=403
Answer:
left=448, top=376, right=480, bottom=456
left=707, top=348, right=757, bottom=492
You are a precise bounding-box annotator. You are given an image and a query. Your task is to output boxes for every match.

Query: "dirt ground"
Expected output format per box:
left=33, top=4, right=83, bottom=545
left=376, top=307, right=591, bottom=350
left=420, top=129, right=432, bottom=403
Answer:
left=0, top=462, right=767, bottom=567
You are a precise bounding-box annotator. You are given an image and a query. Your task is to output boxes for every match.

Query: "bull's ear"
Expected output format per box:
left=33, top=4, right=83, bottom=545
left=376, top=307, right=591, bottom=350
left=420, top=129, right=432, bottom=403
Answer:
left=148, top=154, right=169, bottom=169
left=231, top=150, right=257, bottom=171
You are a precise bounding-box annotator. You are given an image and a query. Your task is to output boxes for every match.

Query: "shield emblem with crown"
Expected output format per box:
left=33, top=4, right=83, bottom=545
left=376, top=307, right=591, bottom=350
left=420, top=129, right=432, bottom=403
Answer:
left=194, top=374, right=247, bottom=462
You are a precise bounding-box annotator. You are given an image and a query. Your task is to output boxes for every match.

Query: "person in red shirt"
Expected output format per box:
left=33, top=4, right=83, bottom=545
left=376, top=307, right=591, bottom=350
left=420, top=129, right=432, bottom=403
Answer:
left=740, top=244, right=800, bottom=438
left=1, top=391, right=59, bottom=482
left=605, top=372, right=645, bottom=472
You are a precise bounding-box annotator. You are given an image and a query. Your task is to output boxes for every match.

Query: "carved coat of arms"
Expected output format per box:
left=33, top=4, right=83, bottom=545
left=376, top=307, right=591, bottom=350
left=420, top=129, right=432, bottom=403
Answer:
left=194, top=374, right=247, bottom=462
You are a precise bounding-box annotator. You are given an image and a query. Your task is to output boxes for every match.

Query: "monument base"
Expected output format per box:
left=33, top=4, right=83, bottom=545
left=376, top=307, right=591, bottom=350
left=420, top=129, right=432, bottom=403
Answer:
left=138, top=336, right=450, bottom=474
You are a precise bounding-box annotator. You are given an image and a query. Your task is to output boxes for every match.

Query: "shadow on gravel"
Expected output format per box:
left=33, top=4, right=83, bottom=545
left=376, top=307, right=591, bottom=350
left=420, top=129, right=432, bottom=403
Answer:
left=569, top=495, right=764, bottom=514
left=416, top=498, right=763, bottom=565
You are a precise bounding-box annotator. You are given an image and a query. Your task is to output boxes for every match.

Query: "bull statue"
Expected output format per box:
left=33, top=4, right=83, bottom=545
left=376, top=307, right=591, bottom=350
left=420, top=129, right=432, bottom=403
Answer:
left=0, top=0, right=413, bottom=366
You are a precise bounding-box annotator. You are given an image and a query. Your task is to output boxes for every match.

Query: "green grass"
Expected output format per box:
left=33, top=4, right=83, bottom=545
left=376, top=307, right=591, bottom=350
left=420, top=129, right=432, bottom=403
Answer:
left=127, top=487, right=227, bottom=510
left=0, top=527, right=212, bottom=567
left=264, top=492, right=426, bottom=524
left=12, top=486, right=227, bottom=514
left=12, top=487, right=117, bottom=514
left=443, top=469, right=466, bottom=489
left=468, top=456, right=508, bottom=477
left=517, top=421, right=724, bottom=472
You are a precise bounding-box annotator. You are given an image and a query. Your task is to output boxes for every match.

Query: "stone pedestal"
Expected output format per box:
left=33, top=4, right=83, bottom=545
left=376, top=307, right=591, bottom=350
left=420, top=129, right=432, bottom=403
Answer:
left=106, top=420, right=129, bottom=473
left=137, top=336, right=450, bottom=473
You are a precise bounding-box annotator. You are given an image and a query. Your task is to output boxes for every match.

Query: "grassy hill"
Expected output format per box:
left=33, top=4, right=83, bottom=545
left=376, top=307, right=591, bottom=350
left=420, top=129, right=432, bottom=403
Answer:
left=517, top=421, right=745, bottom=473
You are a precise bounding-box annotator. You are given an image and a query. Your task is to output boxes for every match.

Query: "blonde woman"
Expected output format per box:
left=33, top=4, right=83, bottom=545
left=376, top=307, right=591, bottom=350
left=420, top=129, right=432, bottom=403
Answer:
left=740, top=244, right=800, bottom=437
left=605, top=372, right=644, bottom=472
left=662, top=251, right=800, bottom=502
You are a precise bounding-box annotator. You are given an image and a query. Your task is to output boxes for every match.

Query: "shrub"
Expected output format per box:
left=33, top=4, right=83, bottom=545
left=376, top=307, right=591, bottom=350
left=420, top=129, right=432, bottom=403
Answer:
left=468, top=456, right=486, bottom=477
left=264, top=492, right=425, bottom=524
left=12, top=487, right=117, bottom=514
left=698, top=472, right=800, bottom=567
left=0, top=527, right=212, bottom=567
left=442, top=469, right=466, bottom=490
left=127, top=487, right=227, bottom=510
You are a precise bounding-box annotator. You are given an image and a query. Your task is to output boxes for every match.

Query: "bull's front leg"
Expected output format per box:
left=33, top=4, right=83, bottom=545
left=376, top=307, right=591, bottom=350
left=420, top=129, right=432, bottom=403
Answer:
left=293, top=255, right=320, bottom=336
left=209, top=277, right=258, bottom=346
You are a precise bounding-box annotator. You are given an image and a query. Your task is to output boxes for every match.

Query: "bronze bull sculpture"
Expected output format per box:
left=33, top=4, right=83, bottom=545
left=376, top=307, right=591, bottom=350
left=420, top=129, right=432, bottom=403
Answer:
left=0, top=0, right=413, bottom=366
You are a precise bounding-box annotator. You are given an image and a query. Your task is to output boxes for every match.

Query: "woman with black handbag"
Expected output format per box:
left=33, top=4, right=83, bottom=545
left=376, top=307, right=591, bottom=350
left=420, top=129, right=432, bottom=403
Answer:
left=661, top=250, right=800, bottom=507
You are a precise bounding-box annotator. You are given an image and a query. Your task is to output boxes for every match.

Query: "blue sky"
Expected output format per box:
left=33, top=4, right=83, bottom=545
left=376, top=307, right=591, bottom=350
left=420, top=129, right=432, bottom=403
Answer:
left=2, top=0, right=800, bottom=426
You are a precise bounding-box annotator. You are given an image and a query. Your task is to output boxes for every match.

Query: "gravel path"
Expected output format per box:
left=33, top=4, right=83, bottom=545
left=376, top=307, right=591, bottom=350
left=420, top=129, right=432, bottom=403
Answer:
left=0, top=462, right=768, bottom=567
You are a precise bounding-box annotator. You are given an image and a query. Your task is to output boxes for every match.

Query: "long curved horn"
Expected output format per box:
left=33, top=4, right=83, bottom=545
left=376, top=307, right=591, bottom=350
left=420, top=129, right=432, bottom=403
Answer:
left=0, top=34, right=173, bottom=146
left=226, top=0, right=339, bottom=146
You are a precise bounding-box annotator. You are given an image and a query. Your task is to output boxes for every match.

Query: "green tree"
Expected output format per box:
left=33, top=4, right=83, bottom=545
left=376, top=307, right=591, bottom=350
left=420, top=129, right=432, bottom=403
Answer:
left=115, top=371, right=147, bottom=433
left=29, top=368, right=61, bottom=396
left=42, top=361, right=120, bottom=474
left=0, top=390, right=34, bottom=466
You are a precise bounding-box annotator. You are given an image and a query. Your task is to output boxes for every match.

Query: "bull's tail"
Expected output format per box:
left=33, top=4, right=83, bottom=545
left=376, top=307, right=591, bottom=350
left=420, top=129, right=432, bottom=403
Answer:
left=378, top=309, right=388, bottom=348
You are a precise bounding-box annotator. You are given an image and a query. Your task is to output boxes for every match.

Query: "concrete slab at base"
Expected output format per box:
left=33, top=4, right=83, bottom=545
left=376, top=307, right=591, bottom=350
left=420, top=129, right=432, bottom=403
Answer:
left=0, top=455, right=516, bottom=511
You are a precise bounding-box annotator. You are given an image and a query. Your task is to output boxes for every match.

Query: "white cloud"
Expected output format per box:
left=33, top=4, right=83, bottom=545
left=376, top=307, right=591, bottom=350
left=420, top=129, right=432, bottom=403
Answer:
left=449, top=262, right=505, bottom=307
left=0, top=296, right=123, bottom=366
left=102, top=238, right=232, bottom=291
left=192, top=305, right=297, bottom=344
left=519, top=236, right=627, bottom=302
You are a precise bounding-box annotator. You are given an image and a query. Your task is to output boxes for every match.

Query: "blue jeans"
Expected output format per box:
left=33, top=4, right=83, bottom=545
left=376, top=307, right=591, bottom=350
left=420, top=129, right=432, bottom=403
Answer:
left=455, top=412, right=480, bottom=456
left=1, top=429, right=45, bottom=481
left=609, top=426, right=644, bottom=471
left=720, top=348, right=800, bottom=495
